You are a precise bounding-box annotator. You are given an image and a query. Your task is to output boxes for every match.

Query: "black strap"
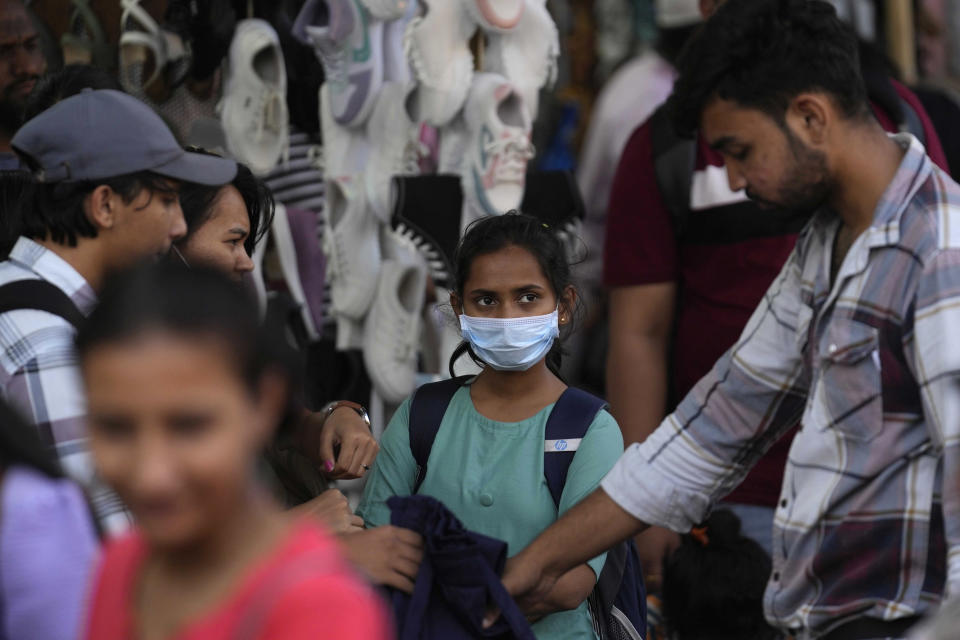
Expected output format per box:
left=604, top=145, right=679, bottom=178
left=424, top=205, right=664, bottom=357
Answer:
left=650, top=103, right=696, bottom=238
left=409, top=376, right=472, bottom=493
left=0, top=280, right=84, bottom=328
left=542, top=387, right=608, bottom=508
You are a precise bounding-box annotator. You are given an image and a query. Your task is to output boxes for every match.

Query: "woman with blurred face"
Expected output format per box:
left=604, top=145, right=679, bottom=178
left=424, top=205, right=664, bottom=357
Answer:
left=79, top=264, right=390, bottom=640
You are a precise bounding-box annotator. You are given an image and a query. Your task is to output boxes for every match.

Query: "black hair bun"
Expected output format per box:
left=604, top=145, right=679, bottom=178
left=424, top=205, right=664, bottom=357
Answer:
left=704, top=508, right=743, bottom=547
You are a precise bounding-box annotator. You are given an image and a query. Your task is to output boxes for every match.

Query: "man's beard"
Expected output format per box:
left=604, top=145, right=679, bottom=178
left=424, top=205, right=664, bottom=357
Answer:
left=0, top=75, right=40, bottom=136
left=771, top=129, right=834, bottom=215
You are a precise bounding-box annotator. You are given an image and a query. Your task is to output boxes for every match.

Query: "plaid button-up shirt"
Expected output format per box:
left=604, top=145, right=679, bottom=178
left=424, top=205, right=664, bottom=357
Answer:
left=602, top=135, right=960, bottom=637
left=0, top=237, right=132, bottom=535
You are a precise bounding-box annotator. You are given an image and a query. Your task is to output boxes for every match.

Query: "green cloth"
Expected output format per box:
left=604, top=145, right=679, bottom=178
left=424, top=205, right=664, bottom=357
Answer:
left=357, top=385, right=624, bottom=640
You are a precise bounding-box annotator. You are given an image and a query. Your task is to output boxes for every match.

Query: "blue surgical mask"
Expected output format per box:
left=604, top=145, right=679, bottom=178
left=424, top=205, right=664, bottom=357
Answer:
left=459, top=308, right=560, bottom=372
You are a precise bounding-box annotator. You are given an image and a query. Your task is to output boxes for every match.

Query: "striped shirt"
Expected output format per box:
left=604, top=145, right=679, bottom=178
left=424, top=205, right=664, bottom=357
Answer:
left=0, top=237, right=132, bottom=535
left=602, top=134, right=960, bottom=638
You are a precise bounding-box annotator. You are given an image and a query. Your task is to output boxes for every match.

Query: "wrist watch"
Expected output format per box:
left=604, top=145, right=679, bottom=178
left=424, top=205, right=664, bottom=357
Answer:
left=321, top=400, right=371, bottom=430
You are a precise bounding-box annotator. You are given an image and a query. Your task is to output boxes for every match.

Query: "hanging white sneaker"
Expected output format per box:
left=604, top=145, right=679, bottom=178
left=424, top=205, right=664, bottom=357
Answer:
left=319, top=83, right=370, bottom=179
left=482, top=0, right=558, bottom=119
left=322, top=176, right=382, bottom=319
left=364, top=82, right=425, bottom=224
left=294, top=0, right=384, bottom=128
left=461, top=0, right=524, bottom=32
left=458, top=73, right=534, bottom=225
left=363, top=243, right=427, bottom=403
left=382, top=0, right=418, bottom=83
left=403, top=0, right=475, bottom=127
left=221, top=19, right=289, bottom=176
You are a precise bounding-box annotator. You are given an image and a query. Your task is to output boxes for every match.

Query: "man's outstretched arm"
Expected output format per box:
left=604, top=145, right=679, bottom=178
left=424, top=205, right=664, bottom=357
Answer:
left=494, top=488, right=648, bottom=617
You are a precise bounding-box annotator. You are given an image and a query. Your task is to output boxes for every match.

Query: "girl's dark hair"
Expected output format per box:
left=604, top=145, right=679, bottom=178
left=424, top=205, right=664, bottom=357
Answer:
left=177, top=150, right=274, bottom=256
left=662, top=510, right=780, bottom=640
left=76, top=262, right=298, bottom=399
left=23, top=64, right=122, bottom=123
left=0, top=399, right=62, bottom=479
left=449, top=211, right=580, bottom=378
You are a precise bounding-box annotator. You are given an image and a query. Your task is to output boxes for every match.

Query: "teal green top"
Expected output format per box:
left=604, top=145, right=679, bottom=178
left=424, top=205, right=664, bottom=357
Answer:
left=357, top=385, right=624, bottom=640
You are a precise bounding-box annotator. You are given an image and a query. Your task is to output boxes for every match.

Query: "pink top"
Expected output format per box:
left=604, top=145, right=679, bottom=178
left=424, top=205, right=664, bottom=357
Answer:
left=84, top=519, right=391, bottom=640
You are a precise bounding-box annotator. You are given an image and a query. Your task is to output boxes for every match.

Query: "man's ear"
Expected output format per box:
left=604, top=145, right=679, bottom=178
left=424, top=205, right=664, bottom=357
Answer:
left=85, top=185, right=117, bottom=231
left=787, top=93, right=830, bottom=146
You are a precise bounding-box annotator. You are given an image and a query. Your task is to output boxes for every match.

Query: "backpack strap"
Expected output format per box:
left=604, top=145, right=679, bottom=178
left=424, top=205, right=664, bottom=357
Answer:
left=0, top=280, right=84, bottom=328
left=543, top=387, right=608, bottom=508
left=409, top=376, right=472, bottom=493
left=650, top=104, right=696, bottom=239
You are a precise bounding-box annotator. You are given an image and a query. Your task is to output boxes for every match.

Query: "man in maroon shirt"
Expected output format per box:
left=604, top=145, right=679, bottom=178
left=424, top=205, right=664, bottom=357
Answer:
left=603, top=0, right=949, bottom=589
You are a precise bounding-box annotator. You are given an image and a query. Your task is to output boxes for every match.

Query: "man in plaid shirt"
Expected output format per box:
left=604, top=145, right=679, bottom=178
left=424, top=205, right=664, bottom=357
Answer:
left=498, top=2, right=960, bottom=638
left=0, top=90, right=238, bottom=534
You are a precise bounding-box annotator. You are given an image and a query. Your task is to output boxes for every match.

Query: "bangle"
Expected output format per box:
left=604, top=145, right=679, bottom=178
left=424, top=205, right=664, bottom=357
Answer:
left=321, top=400, right=371, bottom=430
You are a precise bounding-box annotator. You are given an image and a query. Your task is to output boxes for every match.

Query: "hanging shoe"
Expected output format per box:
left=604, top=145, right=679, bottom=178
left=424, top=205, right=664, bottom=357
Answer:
left=462, top=0, right=524, bottom=32
left=319, top=83, right=371, bottom=179
left=390, top=174, right=462, bottom=291
left=482, top=0, right=558, bottom=119
left=382, top=0, right=418, bottom=83
left=294, top=0, right=384, bottom=129
left=221, top=19, right=289, bottom=176
left=322, top=176, right=381, bottom=320
left=119, top=0, right=191, bottom=98
left=458, top=73, right=534, bottom=226
left=403, top=0, right=475, bottom=127
left=363, top=234, right=427, bottom=403
left=360, top=0, right=413, bottom=20
left=61, top=0, right=113, bottom=69
left=271, top=203, right=323, bottom=342
left=364, top=82, right=426, bottom=224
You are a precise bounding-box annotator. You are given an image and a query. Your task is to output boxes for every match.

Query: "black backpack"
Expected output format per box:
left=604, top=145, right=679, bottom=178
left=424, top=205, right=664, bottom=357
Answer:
left=408, top=377, right=647, bottom=640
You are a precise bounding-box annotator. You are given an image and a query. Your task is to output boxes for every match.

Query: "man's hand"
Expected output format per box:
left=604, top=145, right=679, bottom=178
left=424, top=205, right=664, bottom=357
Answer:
left=342, top=526, right=425, bottom=594
left=300, top=405, right=379, bottom=479
left=291, top=488, right=364, bottom=535
left=484, top=551, right=560, bottom=628
left=634, top=526, right=681, bottom=593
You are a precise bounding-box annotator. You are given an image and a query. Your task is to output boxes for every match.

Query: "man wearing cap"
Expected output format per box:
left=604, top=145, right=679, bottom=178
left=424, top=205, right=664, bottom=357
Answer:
left=0, top=89, right=236, bottom=533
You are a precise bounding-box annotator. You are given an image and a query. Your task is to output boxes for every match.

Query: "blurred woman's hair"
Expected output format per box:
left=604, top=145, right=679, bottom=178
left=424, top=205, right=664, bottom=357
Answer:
left=662, top=509, right=780, bottom=640
left=76, top=262, right=299, bottom=399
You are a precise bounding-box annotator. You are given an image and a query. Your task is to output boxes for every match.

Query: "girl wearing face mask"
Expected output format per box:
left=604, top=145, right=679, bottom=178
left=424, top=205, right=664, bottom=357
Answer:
left=357, top=212, right=624, bottom=639
left=79, top=264, right=391, bottom=640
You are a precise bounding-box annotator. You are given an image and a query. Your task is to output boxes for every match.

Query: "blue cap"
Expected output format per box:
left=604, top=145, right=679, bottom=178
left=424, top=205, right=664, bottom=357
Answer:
left=11, top=89, right=237, bottom=185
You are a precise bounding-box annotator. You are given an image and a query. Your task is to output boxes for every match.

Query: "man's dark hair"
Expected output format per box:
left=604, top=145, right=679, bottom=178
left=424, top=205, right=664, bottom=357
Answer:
left=18, top=173, right=178, bottom=247
left=668, top=0, right=870, bottom=136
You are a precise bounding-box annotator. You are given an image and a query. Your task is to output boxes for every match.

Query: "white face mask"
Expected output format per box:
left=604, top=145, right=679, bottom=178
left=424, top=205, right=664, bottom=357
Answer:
left=458, top=308, right=560, bottom=372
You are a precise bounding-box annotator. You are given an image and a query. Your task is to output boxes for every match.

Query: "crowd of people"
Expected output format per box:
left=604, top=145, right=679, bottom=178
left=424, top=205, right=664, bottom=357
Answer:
left=1, top=0, right=960, bottom=639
